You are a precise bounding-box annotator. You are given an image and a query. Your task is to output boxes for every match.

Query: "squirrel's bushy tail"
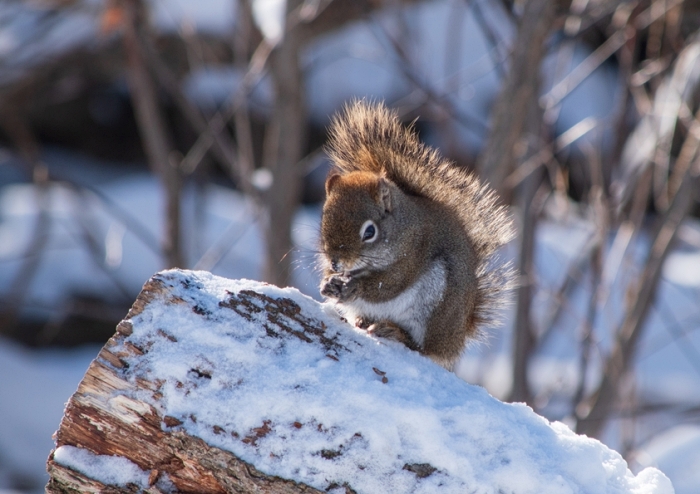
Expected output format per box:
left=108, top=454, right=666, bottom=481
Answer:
left=326, top=100, right=515, bottom=333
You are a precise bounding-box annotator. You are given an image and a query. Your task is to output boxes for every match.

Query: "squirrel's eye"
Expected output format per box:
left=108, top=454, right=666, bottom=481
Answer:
left=360, top=220, right=377, bottom=243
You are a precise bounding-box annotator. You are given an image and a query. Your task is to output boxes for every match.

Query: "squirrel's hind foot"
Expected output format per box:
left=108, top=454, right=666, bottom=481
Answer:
left=365, top=320, right=420, bottom=352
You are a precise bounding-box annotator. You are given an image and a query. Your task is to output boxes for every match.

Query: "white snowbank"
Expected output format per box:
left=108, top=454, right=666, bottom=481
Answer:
left=52, top=269, right=673, bottom=494
left=663, top=250, right=700, bottom=287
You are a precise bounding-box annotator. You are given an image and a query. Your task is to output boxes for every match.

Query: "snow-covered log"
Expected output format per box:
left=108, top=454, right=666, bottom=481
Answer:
left=47, top=269, right=673, bottom=494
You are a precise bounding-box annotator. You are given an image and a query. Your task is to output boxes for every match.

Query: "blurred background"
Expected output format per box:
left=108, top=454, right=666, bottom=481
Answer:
left=0, top=0, right=699, bottom=492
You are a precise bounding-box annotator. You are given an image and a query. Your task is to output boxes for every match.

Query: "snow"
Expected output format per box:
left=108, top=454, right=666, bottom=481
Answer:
left=0, top=1, right=696, bottom=491
left=663, top=250, right=700, bottom=287
left=1, top=152, right=698, bottom=491
left=251, top=0, right=286, bottom=43
left=50, top=269, right=673, bottom=493
left=52, top=446, right=150, bottom=489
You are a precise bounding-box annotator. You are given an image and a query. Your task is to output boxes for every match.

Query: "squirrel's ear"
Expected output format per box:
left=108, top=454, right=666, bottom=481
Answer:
left=325, top=173, right=341, bottom=196
left=378, top=177, right=393, bottom=213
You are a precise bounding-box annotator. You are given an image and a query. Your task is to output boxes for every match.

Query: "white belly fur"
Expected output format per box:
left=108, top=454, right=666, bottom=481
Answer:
left=341, top=261, right=446, bottom=346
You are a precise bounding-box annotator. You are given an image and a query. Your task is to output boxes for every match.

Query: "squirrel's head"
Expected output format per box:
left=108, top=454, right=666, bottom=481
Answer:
left=320, top=171, right=402, bottom=276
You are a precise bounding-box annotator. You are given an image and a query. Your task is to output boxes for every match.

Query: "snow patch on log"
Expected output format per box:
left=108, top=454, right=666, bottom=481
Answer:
left=49, top=269, right=673, bottom=494
left=53, top=445, right=153, bottom=489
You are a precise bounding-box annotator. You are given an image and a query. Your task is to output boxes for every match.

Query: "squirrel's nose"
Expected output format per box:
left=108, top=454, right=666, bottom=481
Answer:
left=331, top=259, right=340, bottom=272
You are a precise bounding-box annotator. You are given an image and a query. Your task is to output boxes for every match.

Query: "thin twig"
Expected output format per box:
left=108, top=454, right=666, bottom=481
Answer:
left=0, top=106, right=51, bottom=337
left=193, top=204, right=260, bottom=272
left=69, top=188, right=134, bottom=301
left=178, top=39, right=273, bottom=187
left=469, top=0, right=508, bottom=79
left=572, top=145, right=609, bottom=413
left=369, top=18, right=489, bottom=134
left=653, top=301, right=700, bottom=377
left=476, top=0, right=555, bottom=199
left=504, top=117, right=598, bottom=189
left=542, top=0, right=685, bottom=111
left=142, top=38, right=251, bottom=195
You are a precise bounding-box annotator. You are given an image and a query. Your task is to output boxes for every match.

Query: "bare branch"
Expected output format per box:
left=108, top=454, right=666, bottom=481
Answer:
left=476, top=0, right=555, bottom=199
left=0, top=106, right=50, bottom=337
left=469, top=0, right=508, bottom=80
left=369, top=18, right=489, bottom=135
left=260, top=0, right=308, bottom=286
left=654, top=301, right=700, bottom=378
left=576, top=167, right=696, bottom=437
left=508, top=174, right=547, bottom=404
left=178, top=39, right=273, bottom=192
left=120, top=0, right=183, bottom=268
left=504, top=117, right=599, bottom=190
left=142, top=39, right=244, bottom=191
left=542, top=0, right=686, bottom=114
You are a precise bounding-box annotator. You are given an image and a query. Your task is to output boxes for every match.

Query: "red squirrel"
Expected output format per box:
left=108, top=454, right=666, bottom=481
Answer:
left=319, top=101, right=514, bottom=370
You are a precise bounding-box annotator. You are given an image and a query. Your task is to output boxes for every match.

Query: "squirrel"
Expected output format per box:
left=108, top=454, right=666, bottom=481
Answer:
left=319, top=101, right=514, bottom=371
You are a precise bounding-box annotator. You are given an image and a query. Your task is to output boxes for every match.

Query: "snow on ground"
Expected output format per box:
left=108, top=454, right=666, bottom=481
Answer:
left=148, top=0, right=236, bottom=34
left=51, top=270, right=673, bottom=493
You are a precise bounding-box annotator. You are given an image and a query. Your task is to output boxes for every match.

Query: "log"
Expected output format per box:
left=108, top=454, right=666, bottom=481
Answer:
left=46, top=272, right=326, bottom=494
left=47, top=269, right=672, bottom=494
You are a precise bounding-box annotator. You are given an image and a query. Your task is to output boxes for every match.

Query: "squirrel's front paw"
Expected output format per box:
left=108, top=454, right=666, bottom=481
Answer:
left=320, top=274, right=357, bottom=302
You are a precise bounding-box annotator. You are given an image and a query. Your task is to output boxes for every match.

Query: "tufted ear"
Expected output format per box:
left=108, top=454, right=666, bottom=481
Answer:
left=378, top=177, right=393, bottom=213
left=325, top=173, right=341, bottom=196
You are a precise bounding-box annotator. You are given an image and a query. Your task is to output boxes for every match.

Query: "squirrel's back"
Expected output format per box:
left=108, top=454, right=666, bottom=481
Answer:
left=326, top=100, right=514, bottom=332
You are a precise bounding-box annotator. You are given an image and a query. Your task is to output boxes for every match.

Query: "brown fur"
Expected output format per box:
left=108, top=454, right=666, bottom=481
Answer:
left=320, top=101, right=514, bottom=370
